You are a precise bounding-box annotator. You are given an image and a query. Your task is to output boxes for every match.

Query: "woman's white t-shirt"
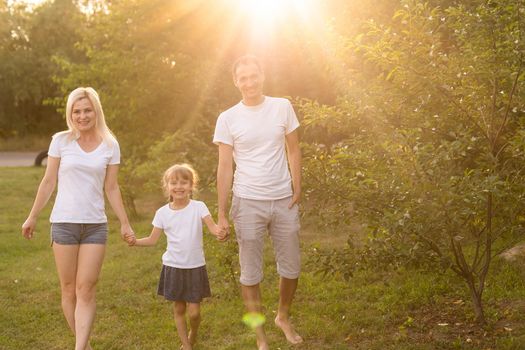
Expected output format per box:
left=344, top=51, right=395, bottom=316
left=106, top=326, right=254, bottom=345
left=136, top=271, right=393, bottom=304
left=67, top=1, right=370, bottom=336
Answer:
left=152, top=200, right=211, bottom=269
left=48, top=132, right=120, bottom=223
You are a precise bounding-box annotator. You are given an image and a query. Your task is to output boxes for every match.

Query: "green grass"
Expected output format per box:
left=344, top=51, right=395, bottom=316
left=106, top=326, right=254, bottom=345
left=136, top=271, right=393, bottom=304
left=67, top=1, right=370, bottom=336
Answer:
left=1, top=167, right=524, bottom=349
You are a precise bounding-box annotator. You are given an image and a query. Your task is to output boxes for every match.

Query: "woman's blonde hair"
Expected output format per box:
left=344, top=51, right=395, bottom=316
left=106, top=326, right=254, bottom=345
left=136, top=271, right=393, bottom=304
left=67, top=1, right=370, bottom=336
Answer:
left=60, top=87, right=116, bottom=144
left=162, top=163, right=199, bottom=201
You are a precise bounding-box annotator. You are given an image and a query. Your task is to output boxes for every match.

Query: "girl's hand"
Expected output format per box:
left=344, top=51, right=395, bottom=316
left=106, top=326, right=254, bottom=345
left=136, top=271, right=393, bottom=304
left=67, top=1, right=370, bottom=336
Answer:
left=22, top=217, right=37, bottom=240
left=124, top=233, right=136, bottom=246
left=214, top=225, right=229, bottom=242
left=120, top=223, right=134, bottom=241
left=217, top=216, right=230, bottom=237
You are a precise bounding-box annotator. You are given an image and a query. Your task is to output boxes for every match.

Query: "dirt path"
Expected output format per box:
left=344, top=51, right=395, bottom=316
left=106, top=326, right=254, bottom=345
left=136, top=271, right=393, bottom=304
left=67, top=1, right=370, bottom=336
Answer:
left=0, top=152, right=40, bottom=167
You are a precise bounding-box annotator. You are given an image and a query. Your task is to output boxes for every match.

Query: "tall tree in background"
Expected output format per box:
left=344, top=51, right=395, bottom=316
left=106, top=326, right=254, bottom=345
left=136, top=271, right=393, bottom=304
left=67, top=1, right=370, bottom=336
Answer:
left=0, top=0, right=86, bottom=137
left=302, top=0, right=525, bottom=324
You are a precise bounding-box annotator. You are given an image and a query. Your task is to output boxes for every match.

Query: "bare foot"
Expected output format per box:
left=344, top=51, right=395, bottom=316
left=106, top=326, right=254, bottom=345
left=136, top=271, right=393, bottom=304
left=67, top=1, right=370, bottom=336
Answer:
left=275, top=316, right=303, bottom=344
left=257, top=339, right=270, bottom=350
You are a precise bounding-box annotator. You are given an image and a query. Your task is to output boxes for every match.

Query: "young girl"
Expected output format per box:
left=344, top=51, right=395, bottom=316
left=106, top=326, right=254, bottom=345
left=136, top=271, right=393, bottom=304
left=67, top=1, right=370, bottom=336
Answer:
left=127, top=163, right=226, bottom=350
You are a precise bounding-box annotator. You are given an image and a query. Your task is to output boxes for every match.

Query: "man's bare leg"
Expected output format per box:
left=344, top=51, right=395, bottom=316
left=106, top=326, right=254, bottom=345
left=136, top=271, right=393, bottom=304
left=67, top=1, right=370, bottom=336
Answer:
left=241, top=284, right=269, bottom=350
left=275, top=277, right=303, bottom=344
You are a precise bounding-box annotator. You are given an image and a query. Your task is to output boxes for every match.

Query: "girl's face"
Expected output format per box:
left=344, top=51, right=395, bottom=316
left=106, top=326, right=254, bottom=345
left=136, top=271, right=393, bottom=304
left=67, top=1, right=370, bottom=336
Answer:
left=168, top=176, right=192, bottom=201
left=71, top=97, right=96, bottom=133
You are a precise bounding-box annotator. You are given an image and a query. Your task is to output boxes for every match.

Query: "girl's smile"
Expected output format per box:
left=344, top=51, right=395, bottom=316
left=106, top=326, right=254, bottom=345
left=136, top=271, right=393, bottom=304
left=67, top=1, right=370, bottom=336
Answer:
left=168, top=177, right=192, bottom=205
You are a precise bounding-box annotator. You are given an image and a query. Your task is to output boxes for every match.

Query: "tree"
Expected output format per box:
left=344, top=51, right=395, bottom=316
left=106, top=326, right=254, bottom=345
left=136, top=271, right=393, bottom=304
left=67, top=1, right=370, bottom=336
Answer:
left=301, top=0, right=525, bottom=325
left=0, top=0, right=86, bottom=138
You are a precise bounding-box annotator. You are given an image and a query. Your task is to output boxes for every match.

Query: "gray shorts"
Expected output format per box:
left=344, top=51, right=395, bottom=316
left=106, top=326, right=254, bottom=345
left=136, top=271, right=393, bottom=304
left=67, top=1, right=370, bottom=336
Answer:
left=230, top=195, right=301, bottom=286
left=50, top=223, right=108, bottom=245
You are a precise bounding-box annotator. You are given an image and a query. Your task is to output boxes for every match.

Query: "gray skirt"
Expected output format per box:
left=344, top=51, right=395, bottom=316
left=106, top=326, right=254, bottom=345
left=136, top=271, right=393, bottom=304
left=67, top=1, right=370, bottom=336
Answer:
left=157, top=264, right=211, bottom=303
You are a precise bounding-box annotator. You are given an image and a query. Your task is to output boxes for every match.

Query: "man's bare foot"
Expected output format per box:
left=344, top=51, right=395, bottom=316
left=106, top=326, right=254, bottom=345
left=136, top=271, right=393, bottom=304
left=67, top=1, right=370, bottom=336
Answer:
left=257, top=339, right=270, bottom=350
left=275, top=316, right=303, bottom=344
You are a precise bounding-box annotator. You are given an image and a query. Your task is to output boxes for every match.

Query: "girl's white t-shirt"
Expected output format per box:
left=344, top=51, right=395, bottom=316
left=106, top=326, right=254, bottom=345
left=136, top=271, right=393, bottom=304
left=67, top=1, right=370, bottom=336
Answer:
left=48, top=132, right=120, bottom=223
left=213, top=96, right=300, bottom=200
left=152, top=200, right=211, bottom=269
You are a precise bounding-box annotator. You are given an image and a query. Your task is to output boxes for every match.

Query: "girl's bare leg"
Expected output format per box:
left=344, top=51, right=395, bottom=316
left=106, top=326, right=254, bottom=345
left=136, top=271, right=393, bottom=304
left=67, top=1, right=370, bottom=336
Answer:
left=186, top=303, right=201, bottom=346
left=174, top=301, right=192, bottom=350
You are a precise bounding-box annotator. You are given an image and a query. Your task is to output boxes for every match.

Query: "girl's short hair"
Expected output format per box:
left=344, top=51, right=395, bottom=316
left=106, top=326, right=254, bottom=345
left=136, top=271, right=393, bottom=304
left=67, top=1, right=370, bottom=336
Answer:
left=162, top=163, right=199, bottom=201
left=64, top=87, right=116, bottom=144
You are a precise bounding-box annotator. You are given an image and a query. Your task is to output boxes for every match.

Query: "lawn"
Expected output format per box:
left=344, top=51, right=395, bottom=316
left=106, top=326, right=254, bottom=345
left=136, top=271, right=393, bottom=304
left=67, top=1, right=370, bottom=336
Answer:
left=1, top=167, right=524, bottom=349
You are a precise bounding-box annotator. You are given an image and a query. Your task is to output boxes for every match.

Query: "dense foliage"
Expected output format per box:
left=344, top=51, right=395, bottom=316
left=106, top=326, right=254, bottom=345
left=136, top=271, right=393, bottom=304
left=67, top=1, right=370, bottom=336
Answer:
left=302, top=0, right=525, bottom=324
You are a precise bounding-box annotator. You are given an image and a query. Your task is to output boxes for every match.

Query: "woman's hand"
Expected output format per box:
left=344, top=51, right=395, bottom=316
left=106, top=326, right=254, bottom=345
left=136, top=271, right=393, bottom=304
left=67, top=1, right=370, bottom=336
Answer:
left=22, top=217, right=37, bottom=240
left=121, top=223, right=135, bottom=245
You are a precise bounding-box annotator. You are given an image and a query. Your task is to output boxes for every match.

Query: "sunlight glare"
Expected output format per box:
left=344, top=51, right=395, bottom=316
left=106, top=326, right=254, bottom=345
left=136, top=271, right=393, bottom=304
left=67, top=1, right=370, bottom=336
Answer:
left=238, top=0, right=314, bottom=24
left=234, top=0, right=317, bottom=47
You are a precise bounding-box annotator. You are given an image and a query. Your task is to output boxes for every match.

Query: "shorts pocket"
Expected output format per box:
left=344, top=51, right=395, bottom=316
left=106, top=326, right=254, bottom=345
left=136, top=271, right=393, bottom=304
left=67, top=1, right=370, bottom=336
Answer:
left=230, top=195, right=241, bottom=220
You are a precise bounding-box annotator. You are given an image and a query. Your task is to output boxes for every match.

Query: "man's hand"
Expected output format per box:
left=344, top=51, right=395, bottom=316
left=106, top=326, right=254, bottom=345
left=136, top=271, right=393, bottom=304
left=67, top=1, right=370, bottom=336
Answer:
left=213, top=224, right=229, bottom=242
left=288, top=190, right=301, bottom=209
left=218, top=215, right=230, bottom=238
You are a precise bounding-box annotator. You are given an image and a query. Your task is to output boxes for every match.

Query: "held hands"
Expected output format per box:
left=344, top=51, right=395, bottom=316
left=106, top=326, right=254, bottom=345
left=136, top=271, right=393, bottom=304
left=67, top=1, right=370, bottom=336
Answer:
left=21, top=217, right=37, bottom=240
left=213, top=224, right=229, bottom=242
left=121, top=223, right=136, bottom=246
left=124, top=233, right=136, bottom=246
left=215, top=216, right=230, bottom=242
left=213, top=215, right=230, bottom=242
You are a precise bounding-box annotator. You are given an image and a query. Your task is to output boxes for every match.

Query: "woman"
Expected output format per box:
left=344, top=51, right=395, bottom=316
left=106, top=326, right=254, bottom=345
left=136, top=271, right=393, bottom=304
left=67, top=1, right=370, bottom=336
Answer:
left=22, top=87, right=134, bottom=350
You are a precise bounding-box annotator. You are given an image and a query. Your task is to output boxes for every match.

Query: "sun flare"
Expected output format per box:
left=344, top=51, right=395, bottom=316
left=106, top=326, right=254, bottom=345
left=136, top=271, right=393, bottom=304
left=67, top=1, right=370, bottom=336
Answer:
left=237, top=0, right=315, bottom=25
left=231, top=0, right=318, bottom=49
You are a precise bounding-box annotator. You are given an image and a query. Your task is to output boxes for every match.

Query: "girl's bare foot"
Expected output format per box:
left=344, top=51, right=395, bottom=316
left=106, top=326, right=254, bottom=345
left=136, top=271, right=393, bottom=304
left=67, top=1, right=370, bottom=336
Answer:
left=275, top=316, right=303, bottom=344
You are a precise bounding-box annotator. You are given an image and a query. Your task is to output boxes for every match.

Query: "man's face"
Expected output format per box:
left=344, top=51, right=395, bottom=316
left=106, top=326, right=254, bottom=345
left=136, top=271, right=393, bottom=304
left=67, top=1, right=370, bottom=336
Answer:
left=233, top=63, right=265, bottom=102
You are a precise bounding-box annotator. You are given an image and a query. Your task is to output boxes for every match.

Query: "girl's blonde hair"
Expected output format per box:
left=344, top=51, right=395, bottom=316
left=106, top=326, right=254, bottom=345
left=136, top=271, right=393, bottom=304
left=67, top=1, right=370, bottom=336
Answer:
left=162, top=163, right=199, bottom=202
left=58, top=87, right=116, bottom=144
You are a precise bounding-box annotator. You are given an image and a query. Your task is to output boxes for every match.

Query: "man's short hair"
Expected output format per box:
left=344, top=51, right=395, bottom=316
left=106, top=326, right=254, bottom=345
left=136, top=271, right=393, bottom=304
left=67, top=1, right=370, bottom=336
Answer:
left=232, top=55, right=263, bottom=78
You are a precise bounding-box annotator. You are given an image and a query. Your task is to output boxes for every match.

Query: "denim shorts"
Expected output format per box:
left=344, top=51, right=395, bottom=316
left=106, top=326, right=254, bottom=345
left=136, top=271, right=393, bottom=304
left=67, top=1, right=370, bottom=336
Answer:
left=230, top=195, right=301, bottom=286
left=50, top=223, right=108, bottom=245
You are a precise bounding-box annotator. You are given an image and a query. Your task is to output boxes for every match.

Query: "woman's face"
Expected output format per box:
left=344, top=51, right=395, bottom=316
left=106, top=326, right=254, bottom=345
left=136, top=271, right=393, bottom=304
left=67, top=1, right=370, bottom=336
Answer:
left=71, top=97, right=96, bottom=133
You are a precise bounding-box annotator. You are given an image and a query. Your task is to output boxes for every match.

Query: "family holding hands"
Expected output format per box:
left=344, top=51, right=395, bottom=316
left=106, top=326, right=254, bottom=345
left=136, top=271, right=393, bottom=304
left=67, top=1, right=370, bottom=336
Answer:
left=21, top=55, right=302, bottom=350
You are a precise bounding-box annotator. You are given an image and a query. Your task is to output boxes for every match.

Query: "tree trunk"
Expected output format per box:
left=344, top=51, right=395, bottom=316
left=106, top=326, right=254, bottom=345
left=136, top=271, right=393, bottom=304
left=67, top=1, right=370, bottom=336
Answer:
left=467, top=278, right=486, bottom=325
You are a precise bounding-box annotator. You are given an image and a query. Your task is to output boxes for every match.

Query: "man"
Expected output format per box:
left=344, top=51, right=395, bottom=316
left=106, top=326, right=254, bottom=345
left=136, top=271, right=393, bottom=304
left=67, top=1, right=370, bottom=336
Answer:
left=213, top=55, right=303, bottom=350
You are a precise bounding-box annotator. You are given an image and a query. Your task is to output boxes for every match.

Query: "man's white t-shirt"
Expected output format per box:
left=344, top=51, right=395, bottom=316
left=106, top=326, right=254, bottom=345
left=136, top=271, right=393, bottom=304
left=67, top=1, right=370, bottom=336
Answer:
left=152, top=200, right=211, bottom=269
left=213, top=96, right=300, bottom=200
left=48, top=131, right=120, bottom=223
